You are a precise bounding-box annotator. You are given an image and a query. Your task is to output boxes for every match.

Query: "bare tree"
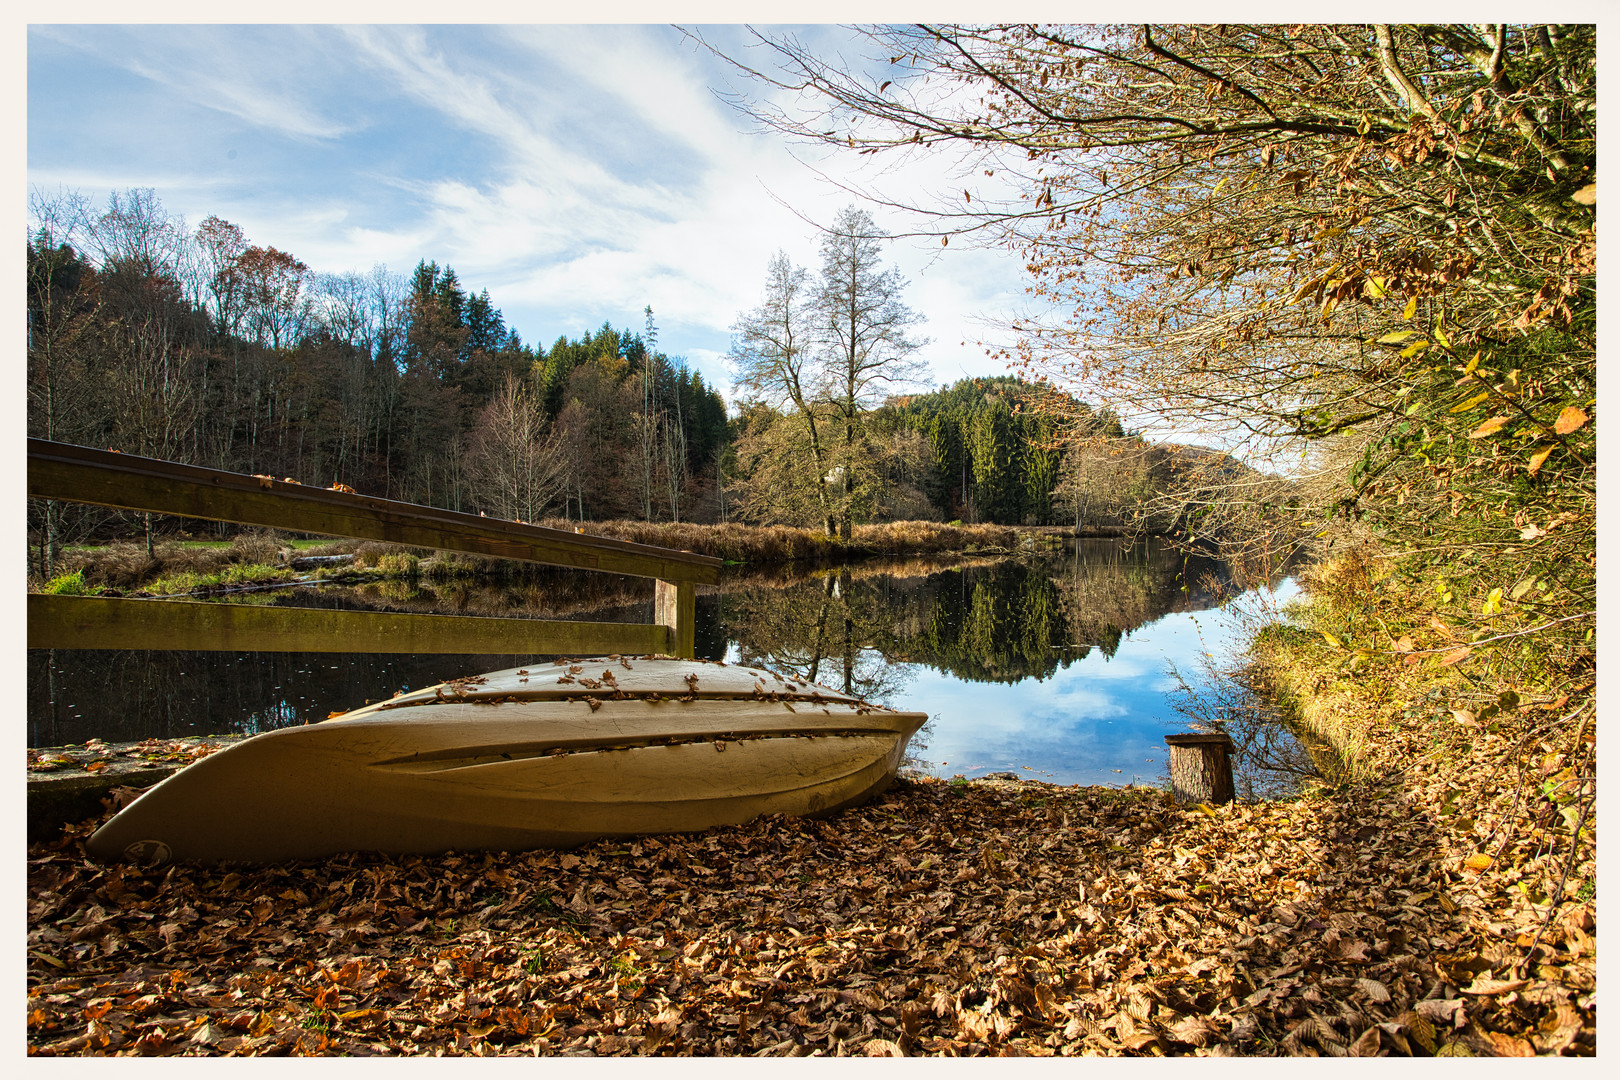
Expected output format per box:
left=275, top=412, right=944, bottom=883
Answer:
left=463, top=374, right=568, bottom=524
left=194, top=215, right=249, bottom=340
left=27, top=189, right=110, bottom=575
left=236, top=245, right=311, bottom=351
left=728, top=251, right=835, bottom=534
left=88, top=188, right=189, bottom=282
left=728, top=215, right=928, bottom=537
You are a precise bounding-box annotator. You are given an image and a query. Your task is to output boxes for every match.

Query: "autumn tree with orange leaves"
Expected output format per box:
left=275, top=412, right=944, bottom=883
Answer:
left=705, top=21, right=1595, bottom=636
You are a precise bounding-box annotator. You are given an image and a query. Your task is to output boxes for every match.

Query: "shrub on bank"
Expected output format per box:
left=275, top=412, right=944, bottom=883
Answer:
left=142, top=563, right=293, bottom=596
left=228, top=531, right=286, bottom=566
left=1249, top=537, right=1596, bottom=960
left=376, top=552, right=420, bottom=577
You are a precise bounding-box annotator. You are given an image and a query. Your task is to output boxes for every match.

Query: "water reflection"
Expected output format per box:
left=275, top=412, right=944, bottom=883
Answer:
left=896, top=582, right=1301, bottom=786
left=29, top=539, right=1307, bottom=791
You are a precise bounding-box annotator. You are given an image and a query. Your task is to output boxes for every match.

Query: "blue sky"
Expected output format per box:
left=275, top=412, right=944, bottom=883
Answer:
left=26, top=21, right=1036, bottom=403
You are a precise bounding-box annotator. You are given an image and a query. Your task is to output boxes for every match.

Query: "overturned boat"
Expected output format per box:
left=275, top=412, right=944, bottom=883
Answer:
left=85, top=657, right=928, bottom=865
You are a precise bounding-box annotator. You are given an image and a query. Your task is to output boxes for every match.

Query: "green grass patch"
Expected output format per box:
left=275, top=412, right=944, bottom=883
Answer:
left=143, top=563, right=294, bottom=596
left=40, top=570, right=104, bottom=596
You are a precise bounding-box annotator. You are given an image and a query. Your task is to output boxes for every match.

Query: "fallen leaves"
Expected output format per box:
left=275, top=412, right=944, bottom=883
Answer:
left=27, top=738, right=234, bottom=775
left=25, top=759, right=1596, bottom=1058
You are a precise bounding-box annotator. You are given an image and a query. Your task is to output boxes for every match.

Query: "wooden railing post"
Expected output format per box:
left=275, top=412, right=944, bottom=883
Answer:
left=1164, top=732, right=1235, bottom=805
left=654, top=579, right=696, bottom=659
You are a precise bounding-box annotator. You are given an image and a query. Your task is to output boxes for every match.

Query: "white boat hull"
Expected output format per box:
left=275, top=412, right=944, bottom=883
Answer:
left=85, top=658, right=927, bottom=864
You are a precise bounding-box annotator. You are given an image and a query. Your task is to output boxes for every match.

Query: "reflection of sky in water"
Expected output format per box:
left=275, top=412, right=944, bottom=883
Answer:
left=894, top=579, right=1300, bottom=787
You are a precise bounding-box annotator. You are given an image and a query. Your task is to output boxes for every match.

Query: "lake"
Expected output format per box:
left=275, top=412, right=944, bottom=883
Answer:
left=28, top=538, right=1310, bottom=796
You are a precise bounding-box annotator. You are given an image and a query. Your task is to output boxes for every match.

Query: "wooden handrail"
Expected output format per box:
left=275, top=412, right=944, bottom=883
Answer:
left=28, top=440, right=721, bottom=584
left=28, top=439, right=713, bottom=658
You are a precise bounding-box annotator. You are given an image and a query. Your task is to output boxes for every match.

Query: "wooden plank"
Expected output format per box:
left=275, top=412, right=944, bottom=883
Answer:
left=29, top=594, right=673, bottom=656
left=28, top=439, right=722, bottom=585
left=654, top=579, right=696, bottom=660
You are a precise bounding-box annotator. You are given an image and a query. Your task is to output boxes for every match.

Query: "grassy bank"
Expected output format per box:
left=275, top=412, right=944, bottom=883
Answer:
left=1230, top=543, right=1596, bottom=1053
left=32, top=534, right=302, bottom=597
left=31, top=521, right=1058, bottom=596
left=533, top=519, right=1029, bottom=563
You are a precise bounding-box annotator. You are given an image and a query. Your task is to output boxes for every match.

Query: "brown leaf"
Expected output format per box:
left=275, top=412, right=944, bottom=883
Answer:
left=1396, top=1009, right=1437, bottom=1054
left=191, top=1022, right=226, bottom=1046
left=1553, top=405, right=1589, bottom=435
left=1347, top=1026, right=1382, bottom=1056
left=338, top=1008, right=387, bottom=1025
left=1415, top=998, right=1467, bottom=1030
left=1165, top=1014, right=1218, bottom=1047
left=1533, top=1002, right=1585, bottom=1054
left=1289, top=1016, right=1344, bottom=1049
left=1355, top=977, right=1391, bottom=1003
left=1467, top=415, right=1511, bottom=439
left=1460, top=977, right=1528, bottom=996
left=1483, top=1030, right=1535, bottom=1057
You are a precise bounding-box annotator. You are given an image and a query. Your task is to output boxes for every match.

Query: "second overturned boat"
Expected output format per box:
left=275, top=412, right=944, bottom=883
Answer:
left=85, top=657, right=928, bottom=865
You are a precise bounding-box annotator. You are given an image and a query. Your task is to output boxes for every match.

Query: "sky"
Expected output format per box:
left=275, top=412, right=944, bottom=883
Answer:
left=25, top=20, right=1039, bottom=406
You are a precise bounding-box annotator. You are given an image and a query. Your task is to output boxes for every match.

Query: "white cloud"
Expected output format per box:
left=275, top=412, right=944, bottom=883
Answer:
left=28, top=24, right=1036, bottom=401
left=36, top=25, right=360, bottom=142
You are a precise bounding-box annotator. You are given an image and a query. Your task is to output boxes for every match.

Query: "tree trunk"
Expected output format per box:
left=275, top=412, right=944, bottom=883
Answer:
left=1165, top=733, right=1235, bottom=805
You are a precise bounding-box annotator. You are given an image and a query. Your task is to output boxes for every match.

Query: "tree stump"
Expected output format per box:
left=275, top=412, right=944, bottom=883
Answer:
left=1164, top=733, right=1235, bottom=805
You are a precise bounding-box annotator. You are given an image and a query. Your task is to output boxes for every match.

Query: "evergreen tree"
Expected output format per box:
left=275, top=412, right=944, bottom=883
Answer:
left=816, top=206, right=928, bottom=538
left=465, top=288, right=505, bottom=356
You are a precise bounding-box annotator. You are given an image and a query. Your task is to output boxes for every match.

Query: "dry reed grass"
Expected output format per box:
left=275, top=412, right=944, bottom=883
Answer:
left=1247, top=644, right=1379, bottom=786
left=535, top=519, right=1021, bottom=564
left=1300, top=541, right=1381, bottom=621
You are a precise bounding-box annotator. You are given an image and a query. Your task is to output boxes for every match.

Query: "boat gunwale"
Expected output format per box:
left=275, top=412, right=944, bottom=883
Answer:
left=349, top=688, right=894, bottom=715
left=368, top=726, right=919, bottom=772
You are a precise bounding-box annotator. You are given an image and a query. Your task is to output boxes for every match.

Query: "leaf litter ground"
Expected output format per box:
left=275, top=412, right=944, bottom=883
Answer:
left=28, top=724, right=1595, bottom=1057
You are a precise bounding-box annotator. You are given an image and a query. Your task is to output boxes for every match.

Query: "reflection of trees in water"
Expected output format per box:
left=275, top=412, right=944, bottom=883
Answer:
left=917, top=561, right=1070, bottom=683
left=728, top=570, right=916, bottom=705
left=29, top=539, right=1281, bottom=745
left=717, top=539, right=1247, bottom=693
left=1051, top=539, right=1234, bottom=663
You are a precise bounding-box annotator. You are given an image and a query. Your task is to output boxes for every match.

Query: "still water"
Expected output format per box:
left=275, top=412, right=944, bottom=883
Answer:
left=28, top=539, right=1305, bottom=793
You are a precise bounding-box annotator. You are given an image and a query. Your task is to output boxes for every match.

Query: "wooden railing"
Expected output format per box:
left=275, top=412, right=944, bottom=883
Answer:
left=27, top=439, right=721, bottom=659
